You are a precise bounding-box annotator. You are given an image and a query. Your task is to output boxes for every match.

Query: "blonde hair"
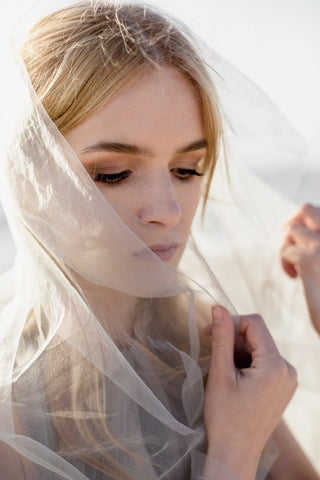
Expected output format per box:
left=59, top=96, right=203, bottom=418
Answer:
left=20, top=2, right=218, bottom=478
left=21, top=1, right=222, bottom=208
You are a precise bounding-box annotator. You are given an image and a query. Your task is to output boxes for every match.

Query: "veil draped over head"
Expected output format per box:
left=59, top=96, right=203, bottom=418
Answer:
left=0, top=1, right=319, bottom=479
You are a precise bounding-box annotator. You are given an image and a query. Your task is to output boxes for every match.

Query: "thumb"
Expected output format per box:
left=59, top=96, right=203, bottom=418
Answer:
left=209, top=306, right=236, bottom=378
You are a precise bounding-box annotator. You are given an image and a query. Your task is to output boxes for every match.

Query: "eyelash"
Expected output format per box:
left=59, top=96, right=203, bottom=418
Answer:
left=93, top=170, right=132, bottom=184
left=173, top=168, right=204, bottom=180
left=92, top=168, right=204, bottom=185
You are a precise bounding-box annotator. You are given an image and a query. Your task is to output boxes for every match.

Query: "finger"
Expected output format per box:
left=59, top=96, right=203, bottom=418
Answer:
left=239, top=314, right=279, bottom=364
left=281, top=244, right=306, bottom=265
left=281, top=245, right=319, bottom=276
left=280, top=231, right=298, bottom=277
left=281, top=254, right=298, bottom=278
left=284, top=222, right=320, bottom=249
left=281, top=238, right=302, bottom=278
left=205, top=311, right=252, bottom=369
left=281, top=220, right=320, bottom=277
left=209, top=306, right=236, bottom=379
left=285, top=204, right=320, bottom=232
left=281, top=244, right=318, bottom=277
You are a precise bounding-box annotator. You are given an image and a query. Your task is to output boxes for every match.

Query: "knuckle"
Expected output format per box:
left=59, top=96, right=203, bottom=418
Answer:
left=249, top=313, right=264, bottom=324
left=290, top=222, right=300, bottom=234
left=278, top=361, right=290, bottom=379
left=301, top=203, right=313, bottom=216
left=285, top=366, right=298, bottom=394
left=268, top=357, right=288, bottom=379
left=273, top=359, right=297, bottom=386
left=264, top=356, right=298, bottom=393
left=288, top=364, right=298, bottom=384
left=240, top=313, right=265, bottom=333
left=280, top=244, right=291, bottom=257
left=251, top=314, right=266, bottom=330
left=211, top=334, right=229, bottom=349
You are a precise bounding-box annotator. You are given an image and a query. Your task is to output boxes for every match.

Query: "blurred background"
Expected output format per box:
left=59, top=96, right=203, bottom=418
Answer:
left=0, top=0, right=319, bottom=273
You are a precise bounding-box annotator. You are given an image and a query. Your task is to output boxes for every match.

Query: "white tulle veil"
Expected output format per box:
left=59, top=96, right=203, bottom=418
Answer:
left=0, top=1, right=319, bottom=479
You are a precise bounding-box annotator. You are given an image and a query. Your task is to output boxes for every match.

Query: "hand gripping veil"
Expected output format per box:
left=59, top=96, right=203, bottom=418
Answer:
left=0, top=1, right=319, bottom=479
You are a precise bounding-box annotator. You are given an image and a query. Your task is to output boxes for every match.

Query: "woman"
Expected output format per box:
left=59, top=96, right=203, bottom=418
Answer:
left=0, top=2, right=318, bottom=479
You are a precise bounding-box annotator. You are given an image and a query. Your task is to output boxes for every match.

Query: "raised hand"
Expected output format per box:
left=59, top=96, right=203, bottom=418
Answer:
left=203, top=306, right=297, bottom=480
left=281, top=203, right=320, bottom=335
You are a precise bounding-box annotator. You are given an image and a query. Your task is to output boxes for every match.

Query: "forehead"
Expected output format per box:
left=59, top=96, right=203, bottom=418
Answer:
left=65, top=67, right=204, bottom=150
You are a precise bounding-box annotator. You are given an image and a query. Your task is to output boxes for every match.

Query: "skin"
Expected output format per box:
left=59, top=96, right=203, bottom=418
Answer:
left=203, top=308, right=298, bottom=479
left=64, top=67, right=316, bottom=479
left=204, top=308, right=319, bottom=480
left=281, top=203, right=320, bottom=335
left=65, top=68, right=205, bottom=270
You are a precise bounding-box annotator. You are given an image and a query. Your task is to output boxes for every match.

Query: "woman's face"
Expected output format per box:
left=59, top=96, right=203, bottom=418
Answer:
left=65, top=67, right=206, bottom=268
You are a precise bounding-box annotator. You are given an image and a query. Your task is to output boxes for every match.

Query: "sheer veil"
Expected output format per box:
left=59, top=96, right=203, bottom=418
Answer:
left=0, top=1, right=319, bottom=479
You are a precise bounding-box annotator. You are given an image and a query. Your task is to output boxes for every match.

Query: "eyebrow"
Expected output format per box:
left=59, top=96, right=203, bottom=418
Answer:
left=81, top=138, right=208, bottom=156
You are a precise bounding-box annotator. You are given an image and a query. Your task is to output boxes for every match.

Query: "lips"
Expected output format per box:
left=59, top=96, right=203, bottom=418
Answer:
left=148, top=243, right=179, bottom=262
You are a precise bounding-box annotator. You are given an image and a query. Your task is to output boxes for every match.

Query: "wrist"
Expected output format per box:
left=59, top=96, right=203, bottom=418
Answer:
left=205, top=443, right=262, bottom=480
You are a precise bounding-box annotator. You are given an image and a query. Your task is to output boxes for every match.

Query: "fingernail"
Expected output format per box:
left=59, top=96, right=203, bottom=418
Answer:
left=212, top=306, right=223, bottom=325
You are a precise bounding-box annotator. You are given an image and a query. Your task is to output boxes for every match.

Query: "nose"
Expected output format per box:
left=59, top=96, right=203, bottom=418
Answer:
left=138, top=174, right=181, bottom=228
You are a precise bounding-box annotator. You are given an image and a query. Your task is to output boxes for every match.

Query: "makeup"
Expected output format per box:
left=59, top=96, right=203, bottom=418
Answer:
left=148, top=243, right=178, bottom=262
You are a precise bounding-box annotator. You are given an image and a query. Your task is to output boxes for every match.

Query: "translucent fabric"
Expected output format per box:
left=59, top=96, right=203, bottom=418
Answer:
left=0, top=2, right=319, bottom=479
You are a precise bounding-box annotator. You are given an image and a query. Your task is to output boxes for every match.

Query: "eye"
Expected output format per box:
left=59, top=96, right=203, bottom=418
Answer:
left=92, top=170, right=132, bottom=185
left=171, top=168, right=204, bottom=180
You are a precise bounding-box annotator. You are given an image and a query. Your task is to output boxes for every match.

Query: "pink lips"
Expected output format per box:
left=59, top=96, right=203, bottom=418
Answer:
left=148, top=243, right=178, bottom=261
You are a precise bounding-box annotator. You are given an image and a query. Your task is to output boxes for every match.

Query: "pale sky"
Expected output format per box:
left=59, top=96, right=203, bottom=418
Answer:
left=164, top=0, right=320, bottom=160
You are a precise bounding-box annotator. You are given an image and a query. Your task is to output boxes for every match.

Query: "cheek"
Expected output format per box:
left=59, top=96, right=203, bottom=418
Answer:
left=95, top=184, right=140, bottom=233
left=97, top=184, right=136, bottom=211
left=177, top=183, right=201, bottom=227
